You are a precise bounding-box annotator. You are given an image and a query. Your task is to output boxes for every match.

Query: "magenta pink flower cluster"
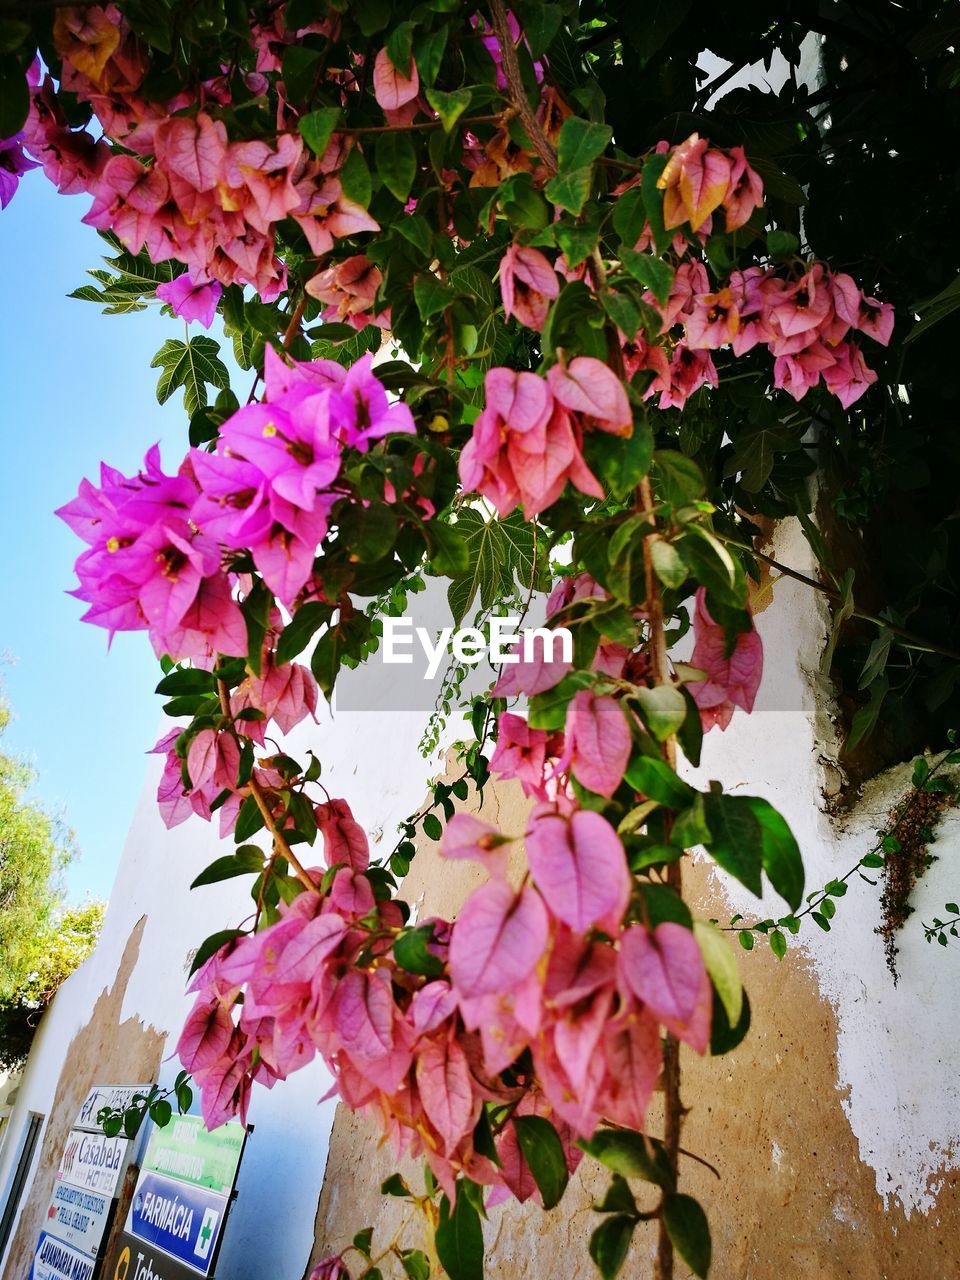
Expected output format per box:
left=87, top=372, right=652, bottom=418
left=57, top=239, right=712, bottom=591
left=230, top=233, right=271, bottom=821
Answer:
left=57, top=348, right=415, bottom=658
left=165, top=567, right=759, bottom=1189
left=22, top=6, right=376, bottom=302
left=458, top=360, right=630, bottom=517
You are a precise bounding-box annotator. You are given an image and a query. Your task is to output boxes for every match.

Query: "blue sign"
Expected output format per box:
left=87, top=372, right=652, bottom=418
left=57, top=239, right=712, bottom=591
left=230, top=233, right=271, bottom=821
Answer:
left=126, top=1172, right=228, bottom=1275
left=30, top=1231, right=96, bottom=1280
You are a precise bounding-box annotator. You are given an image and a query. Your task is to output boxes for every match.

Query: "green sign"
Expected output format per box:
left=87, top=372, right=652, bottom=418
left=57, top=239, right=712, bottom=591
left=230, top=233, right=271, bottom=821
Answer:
left=141, top=1116, right=244, bottom=1196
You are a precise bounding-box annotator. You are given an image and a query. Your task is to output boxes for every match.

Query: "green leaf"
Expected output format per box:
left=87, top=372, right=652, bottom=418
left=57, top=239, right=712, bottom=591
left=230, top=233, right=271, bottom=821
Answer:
left=426, top=519, right=470, bottom=576
left=742, top=796, right=804, bottom=910
left=662, top=1193, right=711, bottom=1279
left=299, top=107, right=341, bottom=158
left=769, top=928, right=787, bottom=958
left=413, top=26, right=448, bottom=86
left=353, top=1227, right=374, bottom=1257
left=311, top=612, right=373, bottom=697
left=620, top=250, right=675, bottom=307
left=588, top=1215, right=636, bottom=1280
left=150, top=337, right=230, bottom=416
left=426, top=87, right=472, bottom=133
left=589, top=419, right=653, bottom=500
left=276, top=601, right=334, bottom=665
left=445, top=510, right=538, bottom=622
left=544, top=166, right=593, bottom=216
left=653, top=450, right=706, bottom=505
left=377, top=131, right=417, bottom=202
left=693, top=920, right=742, bottom=1025
left=149, top=1099, right=173, bottom=1128
left=188, top=929, right=245, bottom=977
left=711, top=985, right=751, bottom=1054
left=556, top=117, right=613, bottom=171
left=612, top=187, right=647, bottom=249
left=0, top=55, right=29, bottom=137
left=394, top=925, right=444, bottom=978
left=381, top=1173, right=410, bottom=1196
left=340, top=144, right=372, bottom=208
left=701, top=793, right=764, bottom=896
left=766, top=228, right=799, bottom=259
left=400, top=1250, right=431, bottom=1280
left=649, top=538, right=687, bottom=590
left=422, top=812, right=443, bottom=841
left=386, top=21, right=416, bottom=74
left=634, top=684, right=687, bottom=742
left=191, top=847, right=265, bottom=889
left=513, top=1115, right=569, bottom=1210
left=414, top=273, right=459, bottom=321
left=738, top=929, right=754, bottom=951
left=435, top=1188, right=484, bottom=1280
left=579, top=1128, right=671, bottom=1186
left=624, top=756, right=694, bottom=808
left=593, top=1174, right=636, bottom=1215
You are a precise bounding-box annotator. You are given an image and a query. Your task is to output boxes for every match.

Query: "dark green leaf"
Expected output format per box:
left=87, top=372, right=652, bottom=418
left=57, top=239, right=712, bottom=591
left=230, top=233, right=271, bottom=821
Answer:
left=188, top=929, right=245, bottom=977
left=556, top=117, right=613, bottom=171
left=435, top=1189, right=484, bottom=1280
left=276, top=601, right=334, bottom=665
left=624, top=756, right=694, bottom=808
left=299, top=107, right=341, bottom=158
left=191, top=847, right=265, bottom=889
left=701, top=793, right=764, bottom=896
left=621, top=250, right=675, bottom=307
left=377, top=131, right=417, bottom=203
left=394, top=925, right=444, bottom=978
left=588, top=1215, right=635, bottom=1280
left=579, top=1128, right=671, bottom=1186
left=742, top=796, right=804, bottom=910
left=544, top=166, right=593, bottom=216
left=513, top=1115, right=569, bottom=1210
left=340, top=145, right=372, bottom=208
left=426, top=87, right=472, bottom=134
left=662, top=1193, right=711, bottom=1279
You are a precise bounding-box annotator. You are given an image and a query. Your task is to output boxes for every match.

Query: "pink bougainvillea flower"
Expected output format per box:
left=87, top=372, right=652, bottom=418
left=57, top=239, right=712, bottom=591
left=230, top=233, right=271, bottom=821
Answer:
left=156, top=267, right=222, bottom=328
left=651, top=343, right=719, bottom=411
left=525, top=802, right=630, bottom=932
left=439, top=812, right=511, bottom=878
left=187, top=728, right=240, bottom=793
left=449, top=879, right=549, bottom=998
left=722, top=146, right=764, bottom=230
left=562, top=690, right=631, bottom=797
left=415, top=1032, right=477, bottom=1153
left=820, top=340, right=879, bottom=408
left=0, top=132, right=39, bottom=208
left=658, top=134, right=731, bottom=232
left=688, top=587, right=763, bottom=731
left=499, top=244, right=559, bottom=331
left=154, top=110, right=228, bottom=193
left=619, top=922, right=705, bottom=1023
left=489, top=712, right=560, bottom=800
left=316, top=798, right=369, bottom=871
left=491, top=629, right=572, bottom=697
left=546, top=356, right=633, bottom=436
left=332, top=353, right=416, bottom=451
left=684, top=288, right=740, bottom=350
left=769, top=264, right=833, bottom=339
left=599, top=1006, right=662, bottom=1132
left=830, top=272, right=895, bottom=347
left=309, top=1257, right=352, bottom=1280
left=459, top=368, right=603, bottom=518
left=373, top=46, right=419, bottom=111
left=306, top=254, right=388, bottom=330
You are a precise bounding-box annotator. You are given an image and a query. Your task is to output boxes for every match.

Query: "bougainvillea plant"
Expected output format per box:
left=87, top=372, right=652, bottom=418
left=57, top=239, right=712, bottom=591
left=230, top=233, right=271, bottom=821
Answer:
left=7, top=1, right=941, bottom=1276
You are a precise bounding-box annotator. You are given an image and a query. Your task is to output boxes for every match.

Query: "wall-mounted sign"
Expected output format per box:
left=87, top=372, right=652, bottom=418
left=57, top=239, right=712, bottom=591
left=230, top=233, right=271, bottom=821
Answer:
left=107, top=1232, right=203, bottom=1280
left=114, top=1116, right=246, bottom=1278
left=75, top=1085, right=154, bottom=1134
left=31, top=1230, right=96, bottom=1280
left=128, top=1172, right=227, bottom=1271
left=55, top=1127, right=128, bottom=1198
left=42, top=1181, right=111, bottom=1255
left=140, top=1117, right=243, bottom=1196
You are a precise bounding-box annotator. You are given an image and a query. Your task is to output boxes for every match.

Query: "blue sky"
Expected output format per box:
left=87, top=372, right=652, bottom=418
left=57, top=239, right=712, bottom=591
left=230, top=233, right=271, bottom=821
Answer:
left=0, top=175, right=240, bottom=901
